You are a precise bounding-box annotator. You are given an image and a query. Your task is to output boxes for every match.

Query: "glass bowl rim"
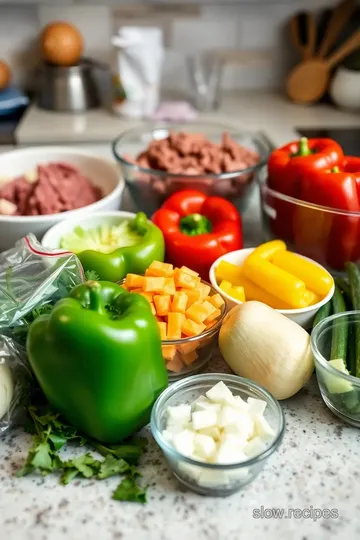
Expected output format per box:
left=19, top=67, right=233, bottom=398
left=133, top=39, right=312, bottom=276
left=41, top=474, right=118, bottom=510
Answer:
left=112, top=121, right=270, bottom=180
left=260, top=180, right=360, bottom=217
left=311, top=310, right=360, bottom=383
left=119, top=278, right=227, bottom=344
left=150, top=373, right=285, bottom=470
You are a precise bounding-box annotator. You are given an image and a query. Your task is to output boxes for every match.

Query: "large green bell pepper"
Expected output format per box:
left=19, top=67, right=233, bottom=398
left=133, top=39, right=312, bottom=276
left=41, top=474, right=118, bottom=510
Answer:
left=26, top=280, right=168, bottom=444
left=78, top=212, right=165, bottom=282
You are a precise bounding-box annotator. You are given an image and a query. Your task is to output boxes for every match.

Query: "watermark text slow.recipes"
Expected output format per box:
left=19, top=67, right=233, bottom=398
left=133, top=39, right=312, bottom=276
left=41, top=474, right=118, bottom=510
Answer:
left=253, top=506, right=339, bottom=521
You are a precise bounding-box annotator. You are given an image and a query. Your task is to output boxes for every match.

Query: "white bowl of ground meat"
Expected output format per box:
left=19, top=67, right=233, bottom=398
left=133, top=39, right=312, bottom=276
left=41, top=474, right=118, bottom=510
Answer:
left=0, top=146, right=124, bottom=251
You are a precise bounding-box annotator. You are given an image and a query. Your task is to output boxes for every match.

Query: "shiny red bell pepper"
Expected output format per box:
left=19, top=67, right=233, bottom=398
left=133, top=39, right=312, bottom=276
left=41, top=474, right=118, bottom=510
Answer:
left=152, top=189, right=243, bottom=280
left=343, top=156, right=360, bottom=263
left=296, top=166, right=360, bottom=270
left=267, top=137, right=344, bottom=242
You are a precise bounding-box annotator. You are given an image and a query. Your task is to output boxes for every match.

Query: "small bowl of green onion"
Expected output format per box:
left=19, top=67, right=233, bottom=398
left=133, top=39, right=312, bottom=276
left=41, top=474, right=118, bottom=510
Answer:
left=311, top=310, right=360, bottom=427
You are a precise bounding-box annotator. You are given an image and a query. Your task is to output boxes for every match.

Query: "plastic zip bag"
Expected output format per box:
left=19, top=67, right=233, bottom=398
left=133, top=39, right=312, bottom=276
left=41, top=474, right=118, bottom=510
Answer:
left=0, top=234, right=85, bottom=435
left=0, top=234, right=84, bottom=342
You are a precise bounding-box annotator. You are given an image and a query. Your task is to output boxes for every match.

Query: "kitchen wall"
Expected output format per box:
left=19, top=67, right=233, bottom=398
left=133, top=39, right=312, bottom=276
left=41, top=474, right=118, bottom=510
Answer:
left=0, top=1, right=340, bottom=91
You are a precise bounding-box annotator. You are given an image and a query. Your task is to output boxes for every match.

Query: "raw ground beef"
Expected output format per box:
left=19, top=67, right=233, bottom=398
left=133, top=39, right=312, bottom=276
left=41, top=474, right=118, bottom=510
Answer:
left=0, top=162, right=102, bottom=216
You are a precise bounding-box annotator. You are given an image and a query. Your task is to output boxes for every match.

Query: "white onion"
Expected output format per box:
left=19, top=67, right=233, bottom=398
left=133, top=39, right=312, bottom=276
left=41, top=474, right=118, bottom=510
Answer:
left=219, top=301, right=314, bottom=400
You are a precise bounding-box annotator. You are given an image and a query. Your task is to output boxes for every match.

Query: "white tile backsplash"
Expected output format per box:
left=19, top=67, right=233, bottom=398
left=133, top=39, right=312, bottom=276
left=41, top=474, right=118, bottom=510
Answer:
left=0, top=6, right=38, bottom=87
left=0, top=1, right=351, bottom=93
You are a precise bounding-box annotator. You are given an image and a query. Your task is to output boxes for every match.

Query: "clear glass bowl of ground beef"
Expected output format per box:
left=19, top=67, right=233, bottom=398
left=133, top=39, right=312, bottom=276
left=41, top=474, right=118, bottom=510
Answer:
left=112, top=122, right=271, bottom=216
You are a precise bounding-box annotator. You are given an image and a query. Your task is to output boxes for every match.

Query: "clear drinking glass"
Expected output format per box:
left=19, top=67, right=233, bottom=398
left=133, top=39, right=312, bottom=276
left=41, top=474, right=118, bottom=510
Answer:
left=187, top=52, right=224, bottom=111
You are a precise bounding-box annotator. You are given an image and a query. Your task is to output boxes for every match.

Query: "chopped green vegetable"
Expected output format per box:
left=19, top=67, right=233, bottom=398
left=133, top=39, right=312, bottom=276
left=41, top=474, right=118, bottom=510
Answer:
left=60, top=222, right=142, bottom=255
left=112, top=476, right=147, bottom=504
left=98, top=455, right=129, bottom=479
left=16, top=404, right=147, bottom=503
left=84, top=269, right=101, bottom=281
left=330, top=285, right=348, bottom=363
left=346, top=262, right=360, bottom=377
left=312, top=300, right=332, bottom=330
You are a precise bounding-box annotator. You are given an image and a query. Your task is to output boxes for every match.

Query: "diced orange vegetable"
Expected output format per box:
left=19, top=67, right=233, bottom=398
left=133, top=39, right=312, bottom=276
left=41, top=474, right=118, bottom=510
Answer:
left=154, top=295, right=171, bottom=317
left=180, top=288, right=201, bottom=308
left=177, top=341, right=199, bottom=355
left=228, top=285, right=246, bottom=303
left=215, top=260, right=242, bottom=285
left=197, top=282, right=211, bottom=299
left=182, top=318, right=206, bottom=337
left=167, top=312, right=185, bottom=339
left=125, top=274, right=145, bottom=288
left=143, top=277, right=165, bottom=293
left=162, top=344, right=177, bottom=361
left=201, top=300, right=217, bottom=318
left=204, top=308, right=221, bottom=324
left=180, top=266, right=199, bottom=277
left=180, top=350, right=198, bottom=366
left=121, top=284, right=129, bottom=291
left=145, top=260, right=174, bottom=277
left=149, top=302, right=156, bottom=315
left=174, top=269, right=200, bottom=289
left=138, top=291, right=154, bottom=303
left=130, top=287, right=143, bottom=294
left=163, top=277, right=176, bottom=295
left=166, top=355, right=184, bottom=373
left=171, top=291, right=188, bottom=313
left=209, top=293, right=225, bottom=309
left=186, top=302, right=210, bottom=324
left=157, top=321, right=167, bottom=340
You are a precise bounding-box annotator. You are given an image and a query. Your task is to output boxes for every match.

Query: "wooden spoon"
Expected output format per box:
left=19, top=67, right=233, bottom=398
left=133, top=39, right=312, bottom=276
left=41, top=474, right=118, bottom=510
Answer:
left=286, top=29, right=360, bottom=104
left=289, top=12, right=317, bottom=61
left=317, top=0, right=356, bottom=58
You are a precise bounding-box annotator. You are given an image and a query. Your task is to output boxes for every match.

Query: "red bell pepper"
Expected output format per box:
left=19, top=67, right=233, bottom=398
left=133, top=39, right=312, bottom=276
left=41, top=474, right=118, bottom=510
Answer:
left=343, top=156, right=360, bottom=263
left=296, top=166, right=360, bottom=270
left=152, top=189, right=243, bottom=280
left=267, top=137, right=344, bottom=243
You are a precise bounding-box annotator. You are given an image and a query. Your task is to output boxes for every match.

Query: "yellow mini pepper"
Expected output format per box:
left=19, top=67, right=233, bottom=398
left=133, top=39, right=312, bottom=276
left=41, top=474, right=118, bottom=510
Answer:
left=271, top=250, right=333, bottom=297
left=243, top=254, right=306, bottom=308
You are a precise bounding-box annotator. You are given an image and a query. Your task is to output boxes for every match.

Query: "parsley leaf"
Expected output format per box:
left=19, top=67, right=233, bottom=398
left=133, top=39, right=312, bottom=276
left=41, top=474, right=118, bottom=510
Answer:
left=112, top=476, right=147, bottom=504
left=84, top=270, right=100, bottom=281
left=98, top=455, right=129, bottom=480
left=17, top=404, right=148, bottom=503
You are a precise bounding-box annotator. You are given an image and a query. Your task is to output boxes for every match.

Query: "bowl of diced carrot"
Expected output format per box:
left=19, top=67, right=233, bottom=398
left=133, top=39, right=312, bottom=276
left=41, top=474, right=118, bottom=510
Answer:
left=121, top=261, right=227, bottom=379
left=209, top=240, right=334, bottom=329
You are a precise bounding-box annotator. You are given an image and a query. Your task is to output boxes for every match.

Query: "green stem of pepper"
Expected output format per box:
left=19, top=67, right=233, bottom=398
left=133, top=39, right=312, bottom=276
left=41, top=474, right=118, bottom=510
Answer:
left=292, top=137, right=313, bottom=157
left=331, top=166, right=340, bottom=173
left=180, top=213, right=213, bottom=236
left=86, top=282, right=106, bottom=314
left=130, top=212, right=148, bottom=236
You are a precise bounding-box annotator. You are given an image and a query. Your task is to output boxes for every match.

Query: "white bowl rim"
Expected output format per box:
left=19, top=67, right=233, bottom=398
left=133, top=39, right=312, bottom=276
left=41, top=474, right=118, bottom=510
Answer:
left=209, top=247, right=335, bottom=315
left=41, top=210, right=138, bottom=249
left=0, top=146, right=123, bottom=223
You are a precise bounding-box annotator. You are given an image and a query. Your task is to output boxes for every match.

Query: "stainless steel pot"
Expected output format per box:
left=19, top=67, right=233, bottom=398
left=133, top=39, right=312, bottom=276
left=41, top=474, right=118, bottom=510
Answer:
left=37, top=58, right=108, bottom=112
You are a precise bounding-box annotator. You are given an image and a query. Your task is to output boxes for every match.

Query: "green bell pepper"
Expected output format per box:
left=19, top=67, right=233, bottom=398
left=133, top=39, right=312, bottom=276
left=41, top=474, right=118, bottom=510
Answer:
left=27, top=280, right=168, bottom=444
left=77, top=212, right=165, bottom=282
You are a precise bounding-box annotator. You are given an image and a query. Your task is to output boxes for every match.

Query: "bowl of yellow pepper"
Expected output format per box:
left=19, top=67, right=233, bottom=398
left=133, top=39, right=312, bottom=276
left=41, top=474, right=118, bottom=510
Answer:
left=209, top=240, right=335, bottom=329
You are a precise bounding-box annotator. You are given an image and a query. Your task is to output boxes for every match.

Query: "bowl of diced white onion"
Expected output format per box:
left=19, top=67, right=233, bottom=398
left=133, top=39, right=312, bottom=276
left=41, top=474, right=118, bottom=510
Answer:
left=151, top=373, right=285, bottom=497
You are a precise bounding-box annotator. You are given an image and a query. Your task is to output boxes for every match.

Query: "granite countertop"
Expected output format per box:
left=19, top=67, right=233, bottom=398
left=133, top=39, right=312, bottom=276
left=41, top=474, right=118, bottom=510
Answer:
left=1, top=353, right=359, bottom=540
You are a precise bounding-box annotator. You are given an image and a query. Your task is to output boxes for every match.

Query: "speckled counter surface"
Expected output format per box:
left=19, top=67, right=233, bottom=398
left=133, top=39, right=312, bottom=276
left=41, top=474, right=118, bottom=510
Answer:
left=0, top=351, right=359, bottom=540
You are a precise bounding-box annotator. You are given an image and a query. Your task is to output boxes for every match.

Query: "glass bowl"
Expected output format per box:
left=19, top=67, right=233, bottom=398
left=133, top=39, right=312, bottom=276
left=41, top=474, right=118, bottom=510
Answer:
left=151, top=373, right=285, bottom=497
left=258, top=170, right=360, bottom=275
left=120, top=278, right=226, bottom=380
left=311, top=311, right=360, bottom=427
left=112, top=122, right=270, bottom=216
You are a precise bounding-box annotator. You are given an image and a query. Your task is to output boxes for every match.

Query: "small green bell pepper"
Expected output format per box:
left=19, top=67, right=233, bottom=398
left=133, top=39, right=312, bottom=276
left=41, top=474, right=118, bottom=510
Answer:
left=27, top=280, right=168, bottom=444
left=78, top=212, right=165, bottom=282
